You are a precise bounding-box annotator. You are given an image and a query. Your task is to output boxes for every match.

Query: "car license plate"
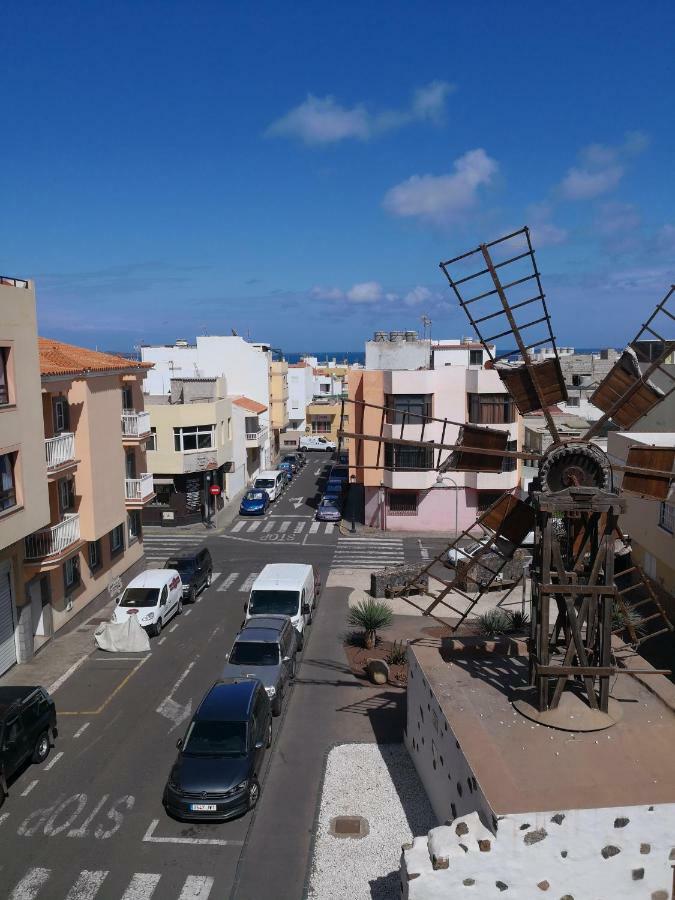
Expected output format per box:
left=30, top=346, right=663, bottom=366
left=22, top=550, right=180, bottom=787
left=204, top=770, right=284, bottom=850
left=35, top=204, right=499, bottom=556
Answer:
left=190, top=803, right=217, bottom=812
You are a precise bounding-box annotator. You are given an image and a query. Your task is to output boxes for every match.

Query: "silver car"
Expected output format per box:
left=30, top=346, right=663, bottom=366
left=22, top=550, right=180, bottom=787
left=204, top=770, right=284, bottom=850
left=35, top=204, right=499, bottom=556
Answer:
left=222, top=616, right=298, bottom=717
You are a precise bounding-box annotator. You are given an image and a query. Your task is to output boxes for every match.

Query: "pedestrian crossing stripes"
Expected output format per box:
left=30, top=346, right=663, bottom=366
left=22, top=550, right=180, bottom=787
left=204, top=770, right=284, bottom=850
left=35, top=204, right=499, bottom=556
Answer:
left=143, top=532, right=204, bottom=563
left=239, top=572, right=259, bottom=592
left=217, top=572, right=239, bottom=592
left=6, top=867, right=214, bottom=900
left=223, top=519, right=339, bottom=538
left=332, top=536, right=406, bottom=570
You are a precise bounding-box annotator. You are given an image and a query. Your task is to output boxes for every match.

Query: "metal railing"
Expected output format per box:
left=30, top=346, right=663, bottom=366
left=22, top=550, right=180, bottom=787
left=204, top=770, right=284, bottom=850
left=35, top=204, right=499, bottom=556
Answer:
left=121, top=410, right=151, bottom=438
left=124, top=473, right=154, bottom=502
left=25, top=513, right=80, bottom=560
left=246, top=427, right=268, bottom=443
left=45, top=432, right=75, bottom=470
left=0, top=276, right=29, bottom=289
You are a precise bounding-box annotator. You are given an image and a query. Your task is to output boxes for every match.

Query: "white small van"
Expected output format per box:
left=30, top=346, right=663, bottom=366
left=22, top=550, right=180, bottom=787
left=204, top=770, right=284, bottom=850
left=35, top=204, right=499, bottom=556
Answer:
left=299, top=435, right=336, bottom=452
left=245, top=564, right=319, bottom=650
left=111, top=569, right=183, bottom=636
left=254, top=470, right=286, bottom=502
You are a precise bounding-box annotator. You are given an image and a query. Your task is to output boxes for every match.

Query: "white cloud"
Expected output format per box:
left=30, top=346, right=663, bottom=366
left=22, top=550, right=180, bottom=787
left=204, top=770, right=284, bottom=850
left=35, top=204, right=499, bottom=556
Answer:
left=383, top=148, right=498, bottom=224
left=526, top=203, right=568, bottom=246
left=266, top=81, right=455, bottom=145
left=346, top=281, right=384, bottom=303
left=560, top=165, right=624, bottom=200
left=558, top=131, right=649, bottom=201
left=310, top=285, right=344, bottom=300
left=596, top=202, right=641, bottom=236
left=404, top=286, right=432, bottom=307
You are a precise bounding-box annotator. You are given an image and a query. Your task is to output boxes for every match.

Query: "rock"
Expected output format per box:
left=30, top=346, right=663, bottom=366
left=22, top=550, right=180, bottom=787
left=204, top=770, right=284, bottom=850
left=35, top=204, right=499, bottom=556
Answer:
left=367, top=659, right=389, bottom=685
left=550, top=813, right=565, bottom=825
left=601, top=845, right=621, bottom=859
left=537, top=881, right=550, bottom=891
left=613, top=816, right=629, bottom=828
left=524, top=828, right=547, bottom=845
left=640, top=843, right=650, bottom=854
left=632, top=869, right=645, bottom=880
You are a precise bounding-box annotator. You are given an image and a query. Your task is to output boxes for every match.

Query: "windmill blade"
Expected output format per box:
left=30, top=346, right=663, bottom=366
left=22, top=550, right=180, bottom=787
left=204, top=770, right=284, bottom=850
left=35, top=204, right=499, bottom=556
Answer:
left=618, top=444, right=675, bottom=500
left=584, top=286, right=675, bottom=439
left=613, top=556, right=674, bottom=648
left=440, top=226, right=567, bottom=445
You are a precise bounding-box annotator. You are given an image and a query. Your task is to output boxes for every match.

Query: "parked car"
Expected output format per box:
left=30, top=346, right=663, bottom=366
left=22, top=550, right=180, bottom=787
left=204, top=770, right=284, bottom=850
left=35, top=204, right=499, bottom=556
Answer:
left=278, top=460, right=294, bottom=481
left=337, top=451, right=349, bottom=466
left=222, top=616, right=297, bottom=716
left=163, top=678, right=272, bottom=821
left=112, top=569, right=183, bottom=636
left=329, top=465, right=349, bottom=483
left=316, top=496, right=342, bottom=522
left=324, top=476, right=346, bottom=498
left=164, top=548, right=213, bottom=602
left=254, top=470, right=285, bottom=502
left=295, top=451, right=307, bottom=468
left=446, top=532, right=535, bottom=568
left=0, top=686, right=57, bottom=806
left=245, top=563, right=319, bottom=651
left=281, top=454, right=300, bottom=474
left=299, top=435, right=336, bottom=452
left=239, top=489, right=270, bottom=517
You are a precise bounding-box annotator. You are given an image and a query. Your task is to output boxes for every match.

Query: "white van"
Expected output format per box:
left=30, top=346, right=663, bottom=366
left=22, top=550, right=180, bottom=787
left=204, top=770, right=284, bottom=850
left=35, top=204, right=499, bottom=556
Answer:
left=254, top=470, right=286, bottom=502
left=111, top=569, right=183, bottom=636
left=299, top=435, right=336, bottom=452
left=245, top=564, right=319, bottom=650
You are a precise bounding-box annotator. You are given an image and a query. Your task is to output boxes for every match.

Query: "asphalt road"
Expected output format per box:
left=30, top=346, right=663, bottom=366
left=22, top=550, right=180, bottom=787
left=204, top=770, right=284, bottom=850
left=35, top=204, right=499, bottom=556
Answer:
left=0, top=454, right=342, bottom=900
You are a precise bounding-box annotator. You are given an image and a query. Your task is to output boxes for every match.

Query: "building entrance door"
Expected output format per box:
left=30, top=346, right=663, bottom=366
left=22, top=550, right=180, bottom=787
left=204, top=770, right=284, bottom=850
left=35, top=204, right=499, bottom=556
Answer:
left=0, top=563, right=17, bottom=676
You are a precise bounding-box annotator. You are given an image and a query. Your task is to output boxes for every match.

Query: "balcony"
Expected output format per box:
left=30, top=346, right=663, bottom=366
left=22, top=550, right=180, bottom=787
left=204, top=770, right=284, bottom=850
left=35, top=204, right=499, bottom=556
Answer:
left=25, top=513, right=80, bottom=561
left=121, top=410, right=151, bottom=440
left=124, top=473, right=155, bottom=505
left=45, top=432, right=77, bottom=476
left=246, top=426, right=268, bottom=447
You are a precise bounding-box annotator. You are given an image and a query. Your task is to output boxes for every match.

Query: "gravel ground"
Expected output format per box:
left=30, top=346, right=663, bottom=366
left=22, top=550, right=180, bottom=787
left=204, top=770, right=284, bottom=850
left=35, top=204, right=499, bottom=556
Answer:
left=308, top=743, right=436, bottom=900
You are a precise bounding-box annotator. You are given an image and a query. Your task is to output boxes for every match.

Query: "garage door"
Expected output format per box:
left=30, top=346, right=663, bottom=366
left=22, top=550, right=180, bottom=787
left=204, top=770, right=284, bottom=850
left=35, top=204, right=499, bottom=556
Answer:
left=0, top=565, right=17, bottom=676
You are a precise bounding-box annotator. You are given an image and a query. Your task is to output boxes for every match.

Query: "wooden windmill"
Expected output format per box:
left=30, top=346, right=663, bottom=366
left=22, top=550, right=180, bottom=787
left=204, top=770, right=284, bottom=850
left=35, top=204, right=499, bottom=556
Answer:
left=339, top=227, right=674, bottom=729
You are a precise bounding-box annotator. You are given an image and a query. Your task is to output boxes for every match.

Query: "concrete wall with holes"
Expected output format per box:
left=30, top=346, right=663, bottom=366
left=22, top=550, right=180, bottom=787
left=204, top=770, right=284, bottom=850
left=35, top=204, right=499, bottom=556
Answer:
left=401, top=806, right=675, bottom=899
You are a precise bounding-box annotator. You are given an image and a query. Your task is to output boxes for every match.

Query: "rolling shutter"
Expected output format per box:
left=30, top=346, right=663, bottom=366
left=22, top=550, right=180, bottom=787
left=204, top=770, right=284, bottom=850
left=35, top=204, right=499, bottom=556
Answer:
left=0, top=565, right=17, bottom=676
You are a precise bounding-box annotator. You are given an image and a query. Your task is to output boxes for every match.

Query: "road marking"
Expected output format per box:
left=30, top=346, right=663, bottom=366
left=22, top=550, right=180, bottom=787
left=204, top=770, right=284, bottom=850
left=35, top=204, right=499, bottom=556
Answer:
left=169, top=623, right=179, bottom=632
left=294, top=521, right=305, bottom=534
left=58, top=656, right=150, bottom=717
left=262, top=520, right=274, bottom=532
left=21, top=780, right=38, bottom=797
left=48, top=653, right=89, bottom=695
left=325, top=523, right=334, bottom=534
left=279, top=520, right=290, bottom=532
left=64, top=870, right=108, bottom=900
left=0, top=812, right=10, bottom=827
left=142, top=818, right=244, bottom=846
left=178, top=875, right=215, bottom=899
left=309, top=522, right=320, bottom=534
left=44, top=751, right=64, bottom=771
left=156, top=661, right=196, bottom=731
left=92, top=656, right=150, bottom=661
left=210, top=572, right=221, bottom=584
left=184, top=608, right=192, bottom=616
left=121, top=873, right=161, bottom=900
left=217, top=572, right=239, bottom=592
left=247, top=522, right=260, bottom=532
left=158, top=636, right=167, bottom=645
left=231, top=521, right=245, bottom=532
left=9, top=867, right=51, bottom=900
left=239, top=572, right=258, bottom=592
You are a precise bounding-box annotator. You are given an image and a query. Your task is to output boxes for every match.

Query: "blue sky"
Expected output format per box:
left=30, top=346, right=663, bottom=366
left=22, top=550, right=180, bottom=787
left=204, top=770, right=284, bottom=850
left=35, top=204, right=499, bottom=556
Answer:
left=2, top=1, right=674, bottom=352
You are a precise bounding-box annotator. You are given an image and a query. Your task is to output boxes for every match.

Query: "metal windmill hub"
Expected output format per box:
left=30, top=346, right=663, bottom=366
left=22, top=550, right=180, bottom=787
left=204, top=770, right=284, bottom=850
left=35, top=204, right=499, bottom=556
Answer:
left=539, top=442, right=611, bottom=494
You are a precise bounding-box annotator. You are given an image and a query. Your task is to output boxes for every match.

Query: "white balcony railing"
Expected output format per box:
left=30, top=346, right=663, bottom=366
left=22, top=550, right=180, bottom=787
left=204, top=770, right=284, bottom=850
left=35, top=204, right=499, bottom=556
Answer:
left=25, top=513, right=80, bottom=560
left=121, top=410, right=151, bottom=438
left=246, top=426, right=268, bottom=444
left=124, top=473, right=154, bottom=502
left=45, top=432, right=75, bottom=470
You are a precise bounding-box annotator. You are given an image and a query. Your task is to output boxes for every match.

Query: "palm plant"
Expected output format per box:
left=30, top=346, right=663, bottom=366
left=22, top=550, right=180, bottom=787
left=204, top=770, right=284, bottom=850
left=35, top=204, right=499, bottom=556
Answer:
left=507, top=610, right=530, bottom=632
left=348, top=598, right=394, bottom=649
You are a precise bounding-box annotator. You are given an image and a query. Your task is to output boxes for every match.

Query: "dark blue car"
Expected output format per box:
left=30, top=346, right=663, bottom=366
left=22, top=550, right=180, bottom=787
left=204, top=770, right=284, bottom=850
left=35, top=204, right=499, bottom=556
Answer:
left=278, top=461, right=294, bottom=481
left=239, top=489, right=270, bottom=516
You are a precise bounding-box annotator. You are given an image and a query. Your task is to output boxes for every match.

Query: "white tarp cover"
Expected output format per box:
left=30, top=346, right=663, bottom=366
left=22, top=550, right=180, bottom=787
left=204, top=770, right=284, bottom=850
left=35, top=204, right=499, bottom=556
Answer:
left=94, top=614, right=150, bottom=653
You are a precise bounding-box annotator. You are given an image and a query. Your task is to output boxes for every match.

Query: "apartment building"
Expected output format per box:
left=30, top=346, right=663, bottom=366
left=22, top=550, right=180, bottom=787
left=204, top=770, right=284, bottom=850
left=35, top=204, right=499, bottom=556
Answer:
left=269, top=360, right=289, bottom=459
left=349, top=333, right=521, bottom=532
left=0, top=277, right=50, bottom=674
left=306, top=398, right=346, bottom=444
left=287, top=361, right=314, bottom=430
left=141, top=336, right=272, bottom=469
left=21, top=338, right=153, bottom=653
left=144, top=378, right=235, bottom=526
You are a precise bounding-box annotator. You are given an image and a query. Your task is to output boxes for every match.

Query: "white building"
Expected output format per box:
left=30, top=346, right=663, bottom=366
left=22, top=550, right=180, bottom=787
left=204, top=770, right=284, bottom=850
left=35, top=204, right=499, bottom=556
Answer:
left=287, top=361, right=314, bottom=431
left=141, top=336, right=272, bottom=470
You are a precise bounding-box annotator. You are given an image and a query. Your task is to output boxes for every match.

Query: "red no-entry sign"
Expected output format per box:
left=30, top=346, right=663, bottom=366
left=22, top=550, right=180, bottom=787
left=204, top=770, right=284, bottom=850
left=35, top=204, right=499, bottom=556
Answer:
left=209, top=485, right=221, bottom=496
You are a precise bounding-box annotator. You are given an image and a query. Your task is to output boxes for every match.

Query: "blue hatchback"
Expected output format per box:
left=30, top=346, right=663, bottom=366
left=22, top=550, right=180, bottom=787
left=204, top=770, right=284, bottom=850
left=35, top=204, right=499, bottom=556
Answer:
left=278, top=461, right=294, bottom=481
left=239, top=489, right=270, bottom=516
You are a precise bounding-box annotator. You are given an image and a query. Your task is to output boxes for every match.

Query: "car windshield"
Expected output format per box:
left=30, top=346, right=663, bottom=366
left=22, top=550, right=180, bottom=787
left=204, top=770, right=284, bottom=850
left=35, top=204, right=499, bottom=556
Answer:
left=166, top=559, right=196, bottom=574
left=255, top=479, right=274, bottom=489
left=249, top=589, right=299, bottom=616
left=183, top=720, right=247, bottom=757
left=320, top=498, right=338, bottom=509
left=332, top=467, right=348, bottom=478
left=245, top=491, right=266, bottom=501
left=119, top=587, right=160, bottom=607
left=464, top=542, right=483, bottom=556
left=229, top=642, right=280, bottom=666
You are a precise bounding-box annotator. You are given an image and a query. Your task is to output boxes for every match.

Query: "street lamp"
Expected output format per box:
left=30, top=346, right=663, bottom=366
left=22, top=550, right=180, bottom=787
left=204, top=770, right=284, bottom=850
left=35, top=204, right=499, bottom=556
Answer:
left=349, top=473, right=357, bottom=534
left=435, top=473, right=459, bottom=539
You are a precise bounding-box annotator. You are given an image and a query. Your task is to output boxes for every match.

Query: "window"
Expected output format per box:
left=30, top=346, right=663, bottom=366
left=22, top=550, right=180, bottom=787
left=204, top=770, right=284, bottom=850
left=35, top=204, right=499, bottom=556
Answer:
left=173, top=424, right=215, bottom=451
left=0, top=452, right=17, bottom=512
left=320, top=383, right=330, bottom=393
left=567, top=396, right=580, bottom=407
left=659, top=502, right=675, bottom=534
left=58, top=477, right=75, bottom=514
left=227, top=417, right=232, bottom=440
left=147, top=427, right=157, bottom=451
left=88, top=540, right=101, bottom=571
left=109, top=524, right=124, bottom=556
left=152, top=484, right=173, bottom=507
left=501, top=440, right=518, bottom=473
left=384, top=442, right=433, bottom=470
left=385, top=394, right=432, bottom=425
left=128, top=511, right=141, bottom=543
left=388, top=492, right=418, bottom=514
left=468, top=394, right=515, bottom=425
left=53, top=398, right=69, bottom=433
left=477, top=491, right=503, bottom=513
left=121, top=386, right=133, bottom=411
left=63, top=555, right=80, bottom=590
left=469, top=349, right=483, bottom=366
left=0, top=348, right=9, bottom=405
left=311, top=417, right=332, bottom=434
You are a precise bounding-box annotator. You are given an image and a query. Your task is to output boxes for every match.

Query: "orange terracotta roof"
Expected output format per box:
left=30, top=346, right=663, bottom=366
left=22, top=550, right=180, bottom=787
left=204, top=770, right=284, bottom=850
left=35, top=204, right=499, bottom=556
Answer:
left=288, top=361, right=309, bottom=368
left=39, top=338, right=152, bottom=378
left=233, top=395, right=267, bottom=413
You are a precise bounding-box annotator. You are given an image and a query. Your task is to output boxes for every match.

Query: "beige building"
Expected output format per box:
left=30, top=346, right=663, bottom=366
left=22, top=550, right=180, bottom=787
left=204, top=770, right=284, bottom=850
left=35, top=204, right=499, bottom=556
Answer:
left=306, top=398, right=345, bottom=443
left=269, top=360, right=289, bottom=459
left=144, top=377, right=234, bottom=527
left=20, top=339, right=154, bottom=654
left=0, top=277, right=50, bottom=674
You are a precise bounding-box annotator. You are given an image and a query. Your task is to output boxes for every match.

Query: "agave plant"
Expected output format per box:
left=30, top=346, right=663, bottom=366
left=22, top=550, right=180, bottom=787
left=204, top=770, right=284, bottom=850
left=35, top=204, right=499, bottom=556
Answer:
left=611, top=600, right=647, bottom=638
left=386, top=639, right=408, bottom=666
left=507, top=610, right=530, bottom=632
left=476, top=608, right=511, bottom=639
left=348, top=598, right=394, bottom=649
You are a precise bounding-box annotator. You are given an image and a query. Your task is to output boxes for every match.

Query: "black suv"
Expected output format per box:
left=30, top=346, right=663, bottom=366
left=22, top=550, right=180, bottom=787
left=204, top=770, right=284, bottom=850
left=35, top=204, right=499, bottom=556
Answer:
left=163, top=678, right=272, bottom=821
left=164, top=548, right=213, bottom=602
left=0, top=686, right=57, bottom=805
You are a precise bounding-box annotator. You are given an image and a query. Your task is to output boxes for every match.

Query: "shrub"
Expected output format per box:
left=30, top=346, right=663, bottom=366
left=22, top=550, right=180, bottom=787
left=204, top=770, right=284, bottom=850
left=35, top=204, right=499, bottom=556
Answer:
left=507, top=610, right=530, bottom=631
left=348, top=598, right=394, bottom=649
left=386, top=640, right=407, bottom=666
left=611, top=601, right=647, bottom=638
left=476, top=608, right=511, bottom=638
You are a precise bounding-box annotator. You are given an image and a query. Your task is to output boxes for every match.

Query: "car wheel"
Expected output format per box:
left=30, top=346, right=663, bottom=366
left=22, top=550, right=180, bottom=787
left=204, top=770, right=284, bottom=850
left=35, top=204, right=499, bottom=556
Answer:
left=154, top=618, right=163, bottom=637
left=188, top=586, right=196, bottom=604
left=32, top=730, right=51, bottom=764
left=297, top=631, right=304, bottom=652
left=272, top=693, right=282, bottom=717
left=248, top=778, right=260, bottom=810
left=177, top=598, right=183, bottom=616
left=289, top=658, right=296, bottom=680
